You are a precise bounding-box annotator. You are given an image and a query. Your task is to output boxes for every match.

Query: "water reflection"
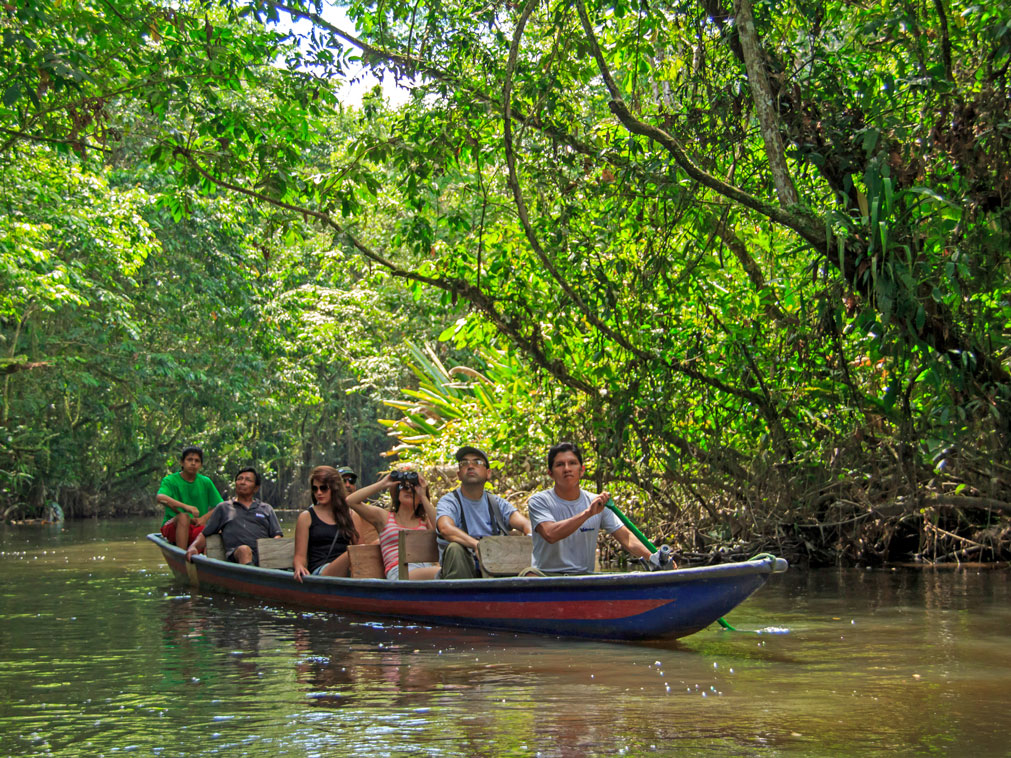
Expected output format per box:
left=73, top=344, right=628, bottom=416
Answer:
left=1, top=519, right=1010, bottom=756
left=284, top=614, right=650, bottom=755
left=292, top=621, right=453, bottom=705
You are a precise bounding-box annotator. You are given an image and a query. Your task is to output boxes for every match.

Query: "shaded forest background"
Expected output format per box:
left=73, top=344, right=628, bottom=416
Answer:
left=2, top=0, right=1010, bottom=565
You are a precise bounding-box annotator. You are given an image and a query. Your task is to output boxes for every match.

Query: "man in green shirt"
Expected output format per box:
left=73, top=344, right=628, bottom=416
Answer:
left=157, top=446, right=222, bottom=549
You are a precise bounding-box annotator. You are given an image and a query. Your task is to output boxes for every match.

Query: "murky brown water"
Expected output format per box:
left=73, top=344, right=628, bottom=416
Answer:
left=1, top=518, right=1008, bottom=756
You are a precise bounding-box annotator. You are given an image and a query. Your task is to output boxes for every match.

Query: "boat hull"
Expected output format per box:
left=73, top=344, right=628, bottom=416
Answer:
left=148, top=534, right=786, bottom=641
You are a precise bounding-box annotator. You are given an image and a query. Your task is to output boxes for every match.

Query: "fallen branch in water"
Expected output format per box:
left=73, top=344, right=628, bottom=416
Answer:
left=930, top=544, right=985, bottom=564
left=924, top=521, right=985, bottom=548
left=922, top=495, right=1011, bottom=514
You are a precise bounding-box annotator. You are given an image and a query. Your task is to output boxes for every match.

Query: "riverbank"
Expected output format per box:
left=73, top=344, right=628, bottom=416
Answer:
left=8, top=503, right=1010, bottom=571
left=742, top=502, right=1010, bottom=568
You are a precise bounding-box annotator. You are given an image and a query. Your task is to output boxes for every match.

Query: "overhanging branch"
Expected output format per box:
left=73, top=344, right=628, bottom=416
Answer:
left=173, top=145, right=598, bottom=394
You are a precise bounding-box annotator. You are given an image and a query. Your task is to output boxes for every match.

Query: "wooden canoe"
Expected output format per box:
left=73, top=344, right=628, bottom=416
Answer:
left=148, top=533, right=787, bottom=641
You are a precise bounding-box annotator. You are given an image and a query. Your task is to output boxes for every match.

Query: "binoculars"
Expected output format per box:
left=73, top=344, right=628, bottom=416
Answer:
left=390, top=470, right=419, bottom=485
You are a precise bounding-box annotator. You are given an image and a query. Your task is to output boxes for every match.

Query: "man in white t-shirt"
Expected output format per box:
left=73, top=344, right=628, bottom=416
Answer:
left=528, top=441, right=653, bottom=575
left=436, top=446, right=532, bottom=579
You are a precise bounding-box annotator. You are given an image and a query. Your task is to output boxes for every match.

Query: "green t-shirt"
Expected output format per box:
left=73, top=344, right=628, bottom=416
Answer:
left=158, top=472, right=222, bottom=524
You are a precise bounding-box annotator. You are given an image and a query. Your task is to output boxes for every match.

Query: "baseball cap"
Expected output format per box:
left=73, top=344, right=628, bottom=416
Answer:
left=455, top=446, right=489, bottom=466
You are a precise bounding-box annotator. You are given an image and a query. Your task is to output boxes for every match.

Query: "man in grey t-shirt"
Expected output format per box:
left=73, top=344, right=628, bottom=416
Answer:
left=436, top=445, right=532, bottom=579
left=528, top=442, right=652, bottom=575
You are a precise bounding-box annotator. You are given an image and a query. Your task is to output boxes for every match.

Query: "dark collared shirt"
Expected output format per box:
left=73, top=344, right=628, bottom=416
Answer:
left=203, top=498, right=282, bottom=564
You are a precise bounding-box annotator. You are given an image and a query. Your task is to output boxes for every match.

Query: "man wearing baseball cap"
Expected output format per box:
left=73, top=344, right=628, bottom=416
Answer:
left=435, top=445, right=531, bottom=579
left=337, top=466, right=358, bottom=494
left=336, top=465, right=379, bottom=544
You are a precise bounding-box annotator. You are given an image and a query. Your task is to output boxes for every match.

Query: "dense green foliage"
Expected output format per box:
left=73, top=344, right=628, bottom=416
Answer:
left=2, top=0, right=1010, bottom=562
left=1, top=147, right=434, bottom=513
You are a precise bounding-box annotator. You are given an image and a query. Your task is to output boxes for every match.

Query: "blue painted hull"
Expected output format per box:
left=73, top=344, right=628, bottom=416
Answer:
left=148, top=534, right=787, bottom=641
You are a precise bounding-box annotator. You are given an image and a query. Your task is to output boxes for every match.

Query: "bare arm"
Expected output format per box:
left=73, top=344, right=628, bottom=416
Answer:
left=185, top=531, right=206, bottom=562
left=611, top=525, right=651, bottom=560
left=346, top=474, right=393, bottom=534
left=293, top=511, right=311, bottom=582
left=156, top=493, right=199, bottom=518
left=415, top=474, right=439, bottom=531
left=437, top=515, right=480, bottom=550
left=535, top=491, right=609, bottom=544
left=508, top=510, right=532, bottom=536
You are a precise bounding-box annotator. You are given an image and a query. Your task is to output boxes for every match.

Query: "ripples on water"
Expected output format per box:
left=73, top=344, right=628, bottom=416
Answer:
left=1, top=519, right=1009, bottom=756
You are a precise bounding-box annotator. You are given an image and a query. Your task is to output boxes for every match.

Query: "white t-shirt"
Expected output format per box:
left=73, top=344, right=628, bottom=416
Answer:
left=527, top=488, right=622, bottom=574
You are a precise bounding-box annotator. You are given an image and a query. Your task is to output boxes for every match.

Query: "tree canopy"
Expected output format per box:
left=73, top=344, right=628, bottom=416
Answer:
left=2, top=0, right=1010, bottom=562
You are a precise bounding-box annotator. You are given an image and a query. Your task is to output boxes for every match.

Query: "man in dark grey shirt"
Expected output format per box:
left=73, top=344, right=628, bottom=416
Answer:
left=185, top=467, right=282, bottom=565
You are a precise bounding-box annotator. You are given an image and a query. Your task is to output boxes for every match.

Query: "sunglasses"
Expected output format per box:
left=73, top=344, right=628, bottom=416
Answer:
left=311, top=483, right=330, bottom=493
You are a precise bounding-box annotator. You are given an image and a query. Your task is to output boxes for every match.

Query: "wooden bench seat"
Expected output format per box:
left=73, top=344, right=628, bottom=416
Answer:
left=202, top=534, right=295, bottom=569
left=348, top=543, right=385, bottom=578
left=476, top=535, right=533, bottom=577
left=202, top=530, right=532, bottom=579
left=397, top=530, right=439, bottom=579
left=204, top=533, right=225, bottom=561
left=347, top=530, right=441, bottom=579
left=257, top=537, right=295, bottom=569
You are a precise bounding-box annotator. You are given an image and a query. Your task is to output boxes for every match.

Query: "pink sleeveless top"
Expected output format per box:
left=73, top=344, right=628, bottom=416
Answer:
left=379, top=511, right=431, bottom=573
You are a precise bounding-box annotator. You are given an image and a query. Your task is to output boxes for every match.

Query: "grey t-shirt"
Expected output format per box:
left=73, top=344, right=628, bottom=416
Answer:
left=528, top=488, right=622, bottom=574
left=435, top=489, right=516, bottom=539
left=203, top=498, right=283, bottom=564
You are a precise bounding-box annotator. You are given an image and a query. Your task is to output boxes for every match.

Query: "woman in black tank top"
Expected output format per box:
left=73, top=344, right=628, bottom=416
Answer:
left=293, top=466, right=359, bottom=581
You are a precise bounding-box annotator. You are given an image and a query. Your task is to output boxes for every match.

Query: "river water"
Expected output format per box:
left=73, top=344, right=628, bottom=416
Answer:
left=1, top=518, right=1008, bottom=757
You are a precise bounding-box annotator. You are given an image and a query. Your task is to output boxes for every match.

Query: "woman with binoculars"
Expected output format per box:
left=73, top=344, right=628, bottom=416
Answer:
left=345, top=468, right=440, bottom=579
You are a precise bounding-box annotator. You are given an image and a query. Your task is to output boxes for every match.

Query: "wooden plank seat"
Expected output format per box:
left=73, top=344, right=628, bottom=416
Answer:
left=204, top=533, right=225, bottom=561
left=348, top=530, right=440, bottom=579
left=397, top=530, right=439, bottom=579
left=476, top=535, right=533, bottom=577
left=348, top=544, right=385, bottom=578
left=201, top=533, right=295, bottom=569
left=257, top=537, right=295, bottom=569
left=203, top=530, right=532, bottom=578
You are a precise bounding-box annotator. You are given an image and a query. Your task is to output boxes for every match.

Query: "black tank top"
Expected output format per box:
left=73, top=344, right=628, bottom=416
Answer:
left=306, top=507, right=351, bottom=572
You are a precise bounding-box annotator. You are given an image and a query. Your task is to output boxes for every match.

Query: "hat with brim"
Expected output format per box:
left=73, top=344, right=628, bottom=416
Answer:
left=337, top=466, right=357, bottom=483
left=455, top=446, right=489, bottom=466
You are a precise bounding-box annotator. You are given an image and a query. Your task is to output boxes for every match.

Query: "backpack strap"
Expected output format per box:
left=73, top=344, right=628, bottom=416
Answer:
left=435, top=491, right=470, bottom=562
left=451, top=489, right=469, bottom=535
left=451, top=489, right=510, bottom=536
left=486, top=494, right=511, bottom=536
